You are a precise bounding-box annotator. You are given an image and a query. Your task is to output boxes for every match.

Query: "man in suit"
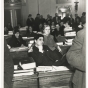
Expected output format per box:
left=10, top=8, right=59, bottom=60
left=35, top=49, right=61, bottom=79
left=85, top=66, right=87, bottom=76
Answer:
left=28, top=34, right=67, bottom=66
left=26, top=14, right=34, bottom=28
left=53, top=13, right=61, bottom=25
left=66, top=24, right=86, bottom=88
left=4, top=39, right=14, bottom=88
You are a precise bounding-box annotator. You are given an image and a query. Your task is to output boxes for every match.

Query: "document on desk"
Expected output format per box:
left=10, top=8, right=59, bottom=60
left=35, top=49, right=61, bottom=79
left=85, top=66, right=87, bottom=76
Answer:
left=52, top=66, right=69, bottom=72
left=10, top=47, right=28, bottom=52
left=21, top=62, right=36, bottom=70
left=64, top=31, right=76, bottom=36
left=36, top=66, right=52, bottom=72
left=13, top=71, right=34, bottom=77
left=36, top=66, right=69, bottom=72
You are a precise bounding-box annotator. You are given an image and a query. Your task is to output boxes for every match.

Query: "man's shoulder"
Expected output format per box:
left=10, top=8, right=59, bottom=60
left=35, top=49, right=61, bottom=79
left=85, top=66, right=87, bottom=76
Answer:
left=77, top=29, right=85, bottom=36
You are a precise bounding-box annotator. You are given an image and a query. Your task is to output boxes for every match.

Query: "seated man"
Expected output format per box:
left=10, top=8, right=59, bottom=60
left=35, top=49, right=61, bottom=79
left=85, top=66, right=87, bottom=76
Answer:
left=28, top=34, right=67, bottom=66
left=8, top=29, right=27, bottom=48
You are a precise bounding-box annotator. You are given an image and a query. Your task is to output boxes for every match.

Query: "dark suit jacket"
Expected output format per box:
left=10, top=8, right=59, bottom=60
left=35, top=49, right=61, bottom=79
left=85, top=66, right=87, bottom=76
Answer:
left=53, top=16, right=61, bottom=25
left=4, top=39, right=14, bottom=88
left=26, top=18, right=34, bottom=27
left=8, top=35, right=27, bottom=47
left=28, top=45, right=66, bottom=66
left=59, top=25, right=65, bottom=36
left=66, top=29, right=86, bottom=88
left=69, top=18, right=74, bottom=28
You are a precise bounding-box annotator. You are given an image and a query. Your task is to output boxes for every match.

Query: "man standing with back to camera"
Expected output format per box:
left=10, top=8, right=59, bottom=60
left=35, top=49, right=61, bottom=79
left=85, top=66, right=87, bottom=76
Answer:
left=66, top=19, right=86, bottom=88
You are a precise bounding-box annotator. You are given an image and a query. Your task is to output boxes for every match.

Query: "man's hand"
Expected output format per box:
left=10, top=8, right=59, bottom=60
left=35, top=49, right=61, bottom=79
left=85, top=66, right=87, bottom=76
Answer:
left=28, top=47, right=33, bottom=53
left=38, top=46, right=44, bottom=53
left=57, top=45, right=62, bottom=52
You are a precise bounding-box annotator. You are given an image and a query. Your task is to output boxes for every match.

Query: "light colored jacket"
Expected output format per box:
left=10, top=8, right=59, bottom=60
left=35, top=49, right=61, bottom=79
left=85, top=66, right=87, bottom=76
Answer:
left=66, top=29, right=86, bottom=88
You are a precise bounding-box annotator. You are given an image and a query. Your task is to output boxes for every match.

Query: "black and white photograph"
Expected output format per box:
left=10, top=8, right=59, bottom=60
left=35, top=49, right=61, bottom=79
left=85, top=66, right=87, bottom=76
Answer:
left=0, top=0, right=86, bottom=88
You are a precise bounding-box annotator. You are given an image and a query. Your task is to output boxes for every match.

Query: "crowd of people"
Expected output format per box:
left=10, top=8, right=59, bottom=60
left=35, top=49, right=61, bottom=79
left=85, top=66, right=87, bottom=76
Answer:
left=4, top=12, right=86, bottom=35
left=4, top=12, right=86, bottom=88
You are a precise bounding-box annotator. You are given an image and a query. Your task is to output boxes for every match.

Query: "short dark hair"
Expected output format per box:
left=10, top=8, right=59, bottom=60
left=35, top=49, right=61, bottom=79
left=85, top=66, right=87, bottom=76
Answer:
left=37, top=13, right=40, bottom=16
left=13, top=27, right=19, bottom=34
left=43, top=25, right=50, bottom=31
left=28, top=14, right=32, bottom=17
left=82, top=12, right=86, bottom=16
left=34, top=34, right=44, bottom=40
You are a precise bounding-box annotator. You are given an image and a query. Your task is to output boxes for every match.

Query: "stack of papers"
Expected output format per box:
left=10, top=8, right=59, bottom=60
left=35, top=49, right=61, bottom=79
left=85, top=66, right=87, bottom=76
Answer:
left=13, top=63, right=36, bottom=77
left=8, top=31, right=13, bottom=35
left=65, top=42, right=72, bottom=45
left=65, top=39, right=74, bottom=45
left=64, top=31, right=76, bottom=37
left=21, top=62, right=36, bottom=70
left=64, top=27, right=72, bottom=32
left=66, top=39, right=73, bottom=42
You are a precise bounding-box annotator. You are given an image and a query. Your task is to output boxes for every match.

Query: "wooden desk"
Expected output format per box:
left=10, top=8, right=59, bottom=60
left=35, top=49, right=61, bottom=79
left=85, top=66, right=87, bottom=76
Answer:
left=12, top=73, right=38, bottom=88
left=10, top=47, right=34, bottom=65
left=4, top=35, right=12, bottom=38
left=38, top=70, right=73, bottom=88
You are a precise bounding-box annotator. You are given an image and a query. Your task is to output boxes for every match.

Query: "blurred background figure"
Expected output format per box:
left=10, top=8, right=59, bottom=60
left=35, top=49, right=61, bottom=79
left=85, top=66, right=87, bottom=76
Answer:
left=4, top=38, right=14, bottom=88
left=7, top=22, right=13, bottom=31
left=8, top=29, right=27, bottom=48
left=4, top=26, right=8, bottom=35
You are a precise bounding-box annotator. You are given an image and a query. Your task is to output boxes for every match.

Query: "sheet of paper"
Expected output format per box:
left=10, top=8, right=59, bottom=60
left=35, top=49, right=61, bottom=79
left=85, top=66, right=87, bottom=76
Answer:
left=36, top=66, right=52, bottom=72
left=21, top=62, right=36, bottom=70
left=13, top=72, right=34, bottom=77
left=51, top=66, right=69, bottom=72
left=14, top=69, right=34, bottom=73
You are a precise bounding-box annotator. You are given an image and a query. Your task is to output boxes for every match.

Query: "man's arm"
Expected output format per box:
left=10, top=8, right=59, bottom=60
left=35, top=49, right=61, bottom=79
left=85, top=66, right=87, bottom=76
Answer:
left=66, top=30, right=85, bottom=71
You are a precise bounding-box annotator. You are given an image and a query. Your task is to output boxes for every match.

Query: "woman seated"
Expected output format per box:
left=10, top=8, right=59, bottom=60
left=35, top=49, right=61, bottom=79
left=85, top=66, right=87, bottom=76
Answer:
left=43, top=25, right=61, bottom=50
left=38, top=23, right=43, bottom=32
left=42, top=25, right=63, bottom=59
left=25, top=26, right=37, bottom=37
left=7, top=22, right=13, bottom=31
left=8, top=29, right=27, bottom=48
left=28, top=34, right=67, bottom=66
